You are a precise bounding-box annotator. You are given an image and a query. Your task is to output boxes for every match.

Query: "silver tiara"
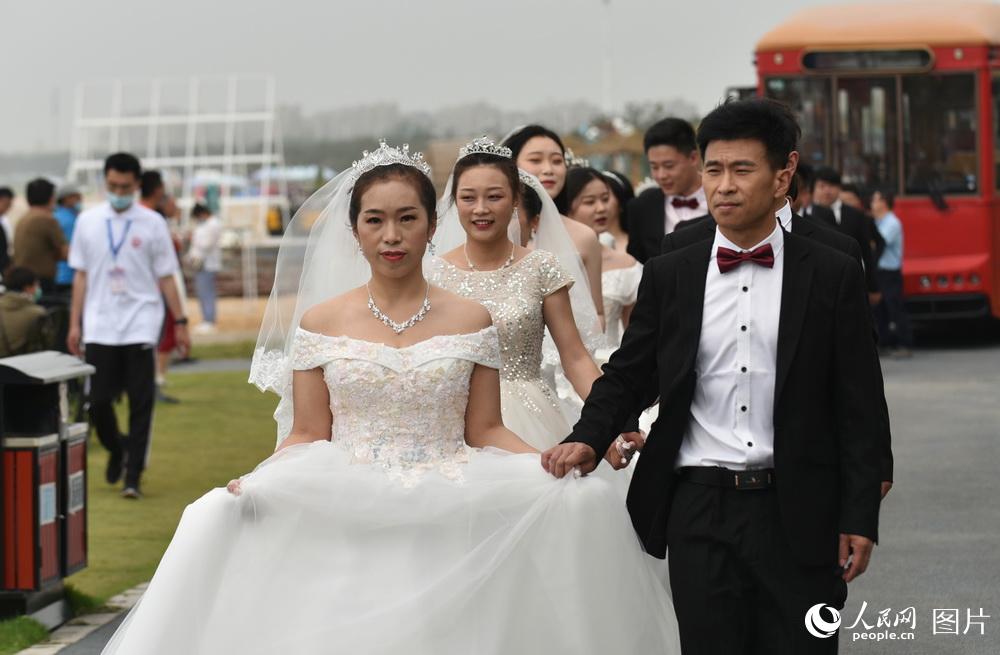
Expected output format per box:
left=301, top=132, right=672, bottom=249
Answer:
left=518, top=170, right=536, bottom=186
left=349, top=139, right=431, bottom=183
left=565, top=147, right=590, bottom=169
left=459, top=135, right=512, bottom=159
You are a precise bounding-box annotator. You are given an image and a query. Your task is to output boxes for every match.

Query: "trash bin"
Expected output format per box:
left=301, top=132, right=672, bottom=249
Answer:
left=0, top=351, right=94, bottom=628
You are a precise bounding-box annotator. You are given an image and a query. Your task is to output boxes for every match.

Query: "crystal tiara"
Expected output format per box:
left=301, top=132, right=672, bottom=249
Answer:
left=350, top=140, right=432, bottom=183
left=565, top=147, right=590, bottom=169
left=459, top=135, right=512, bottom=159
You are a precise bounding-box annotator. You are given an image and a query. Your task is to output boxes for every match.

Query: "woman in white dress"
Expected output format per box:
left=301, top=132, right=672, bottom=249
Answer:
left=565, top=167, right=643, bottom=354
left=565, top=167, right=658, bottom=436
left=598, top=170, right=636, bottom=258
left=503, top=125, right=605, bottom=329
left=427, top=138, right=605, bottom=451
left=102, top=142, right=679, bottom=654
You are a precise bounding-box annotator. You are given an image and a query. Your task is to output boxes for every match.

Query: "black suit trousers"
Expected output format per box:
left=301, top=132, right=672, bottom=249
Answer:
left=85, top=342, right=157, bottom=487
left=667, top=479, right=847, bottom=655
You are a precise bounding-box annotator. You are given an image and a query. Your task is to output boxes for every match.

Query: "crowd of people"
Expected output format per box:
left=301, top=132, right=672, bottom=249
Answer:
left=100, top=98, right=893, bottom=654
left=0, top=155, right=224, bottom=496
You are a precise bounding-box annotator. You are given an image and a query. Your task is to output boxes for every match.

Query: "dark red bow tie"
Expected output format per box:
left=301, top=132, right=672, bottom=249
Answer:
left=671, top=196, right=700, bottom=210
left=716, top=244, right=775, bottom=274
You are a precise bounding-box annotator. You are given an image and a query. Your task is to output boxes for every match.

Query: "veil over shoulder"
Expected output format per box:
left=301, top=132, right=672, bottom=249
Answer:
left=249, top=142, right=432, bottom=446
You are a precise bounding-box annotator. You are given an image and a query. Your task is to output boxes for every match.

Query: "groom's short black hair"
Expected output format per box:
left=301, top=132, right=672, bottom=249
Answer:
left=696, top=98, right=800, bottom=172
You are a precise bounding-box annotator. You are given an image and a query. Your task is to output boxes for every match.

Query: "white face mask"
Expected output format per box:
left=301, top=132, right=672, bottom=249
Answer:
left=108, top=191, right=135, bottom=211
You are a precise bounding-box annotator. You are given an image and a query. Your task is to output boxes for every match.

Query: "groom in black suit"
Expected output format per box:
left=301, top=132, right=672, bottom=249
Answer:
left=543, top=99, right=884, bottom=653
left=662, top=180, right=895, bottom=499
left=626, top=118, right=706, bottom=263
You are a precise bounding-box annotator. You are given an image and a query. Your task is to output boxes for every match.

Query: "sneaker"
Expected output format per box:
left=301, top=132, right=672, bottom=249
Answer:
left=156, top=387, right=181, bottom=404
left=193, top=322, right=217, bottom=335
left=121, top=487, right=142, bottom=500
left=105, top=449, right=124, bottom=485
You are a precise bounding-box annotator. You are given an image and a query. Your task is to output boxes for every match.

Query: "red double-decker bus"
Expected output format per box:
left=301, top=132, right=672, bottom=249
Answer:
left=756, top=1, right=1000, bottom=320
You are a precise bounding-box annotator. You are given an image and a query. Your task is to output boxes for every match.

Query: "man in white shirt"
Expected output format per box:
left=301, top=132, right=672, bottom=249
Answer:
left=187, top=203, right=223, bottom=333
left=68, top=152, right=190, bottom=499
left=625, top=118, right=706, bottom=262
left=546, top=99, right=885, bottom=654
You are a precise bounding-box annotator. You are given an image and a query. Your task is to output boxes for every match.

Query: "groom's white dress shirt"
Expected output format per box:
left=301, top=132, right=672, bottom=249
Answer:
left=663, top=187, right=707, bottom=235
left=676, top=223, right=784, bottom=471
left=776, top=200, right=793, bottom=231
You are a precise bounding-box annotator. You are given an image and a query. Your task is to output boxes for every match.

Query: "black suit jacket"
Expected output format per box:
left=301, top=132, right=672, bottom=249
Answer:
left=625, top=187, right=665, bottom=264
left=566, top=232, right=884, bottom=564
left=0, top=226, right=9, bottom=275
left=663, top=213, right=894, bottom=483
left=807, top=204, right=880, bottom=294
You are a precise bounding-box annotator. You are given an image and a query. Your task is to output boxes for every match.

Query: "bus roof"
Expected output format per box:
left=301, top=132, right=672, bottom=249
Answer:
left=757, top=1, right=1000, bottom=51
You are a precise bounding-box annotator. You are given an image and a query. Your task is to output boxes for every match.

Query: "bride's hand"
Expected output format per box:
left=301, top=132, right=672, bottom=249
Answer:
left=604, top=432, right=645, bottom=470
left=226, top=479, right=243, bottom=496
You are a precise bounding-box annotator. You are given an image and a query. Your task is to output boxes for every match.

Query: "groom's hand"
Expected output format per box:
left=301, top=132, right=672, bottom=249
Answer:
left=839, top=533, right=874, bottom=583
left=541, top=443, right=598, bottom=478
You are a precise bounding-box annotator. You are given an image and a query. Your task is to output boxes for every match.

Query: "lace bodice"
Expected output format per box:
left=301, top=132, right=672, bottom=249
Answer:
left=290, top=326, right=501, bottom=486
left=602, top=263, right=643, bottom=347
left=426, top=250, right=572, bottom=383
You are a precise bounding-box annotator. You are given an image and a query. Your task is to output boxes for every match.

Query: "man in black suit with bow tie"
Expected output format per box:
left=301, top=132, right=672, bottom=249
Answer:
left=626, top=118, right=707, bottom=263
left=661, top=180, right=894, bottom=501
left=806, top=166, right=882, bottom=302
left=543, top=99, right=885, bottom=653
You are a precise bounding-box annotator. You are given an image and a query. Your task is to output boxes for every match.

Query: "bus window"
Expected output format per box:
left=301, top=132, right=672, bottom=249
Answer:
left=834, top=77, right=898, bottom=190
left=902, top=74, right=977, bottom=195
left=764, top=77, right=830, bottom=167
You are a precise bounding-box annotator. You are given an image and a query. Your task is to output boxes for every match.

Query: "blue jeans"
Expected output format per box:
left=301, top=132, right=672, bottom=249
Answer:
left=195, top=270, right=218, bottom=324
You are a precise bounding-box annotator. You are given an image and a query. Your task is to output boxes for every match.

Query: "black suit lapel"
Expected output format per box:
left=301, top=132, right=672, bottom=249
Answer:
left=676, top=239, right=712, bottom=372
left=648, top=190, right=666, bottom=252
left=775, top=232, right=813, bottom=405
left=790, top=213, right=812, bottom=238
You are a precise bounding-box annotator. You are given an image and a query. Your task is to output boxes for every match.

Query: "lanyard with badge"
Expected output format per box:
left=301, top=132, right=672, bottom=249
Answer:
left=107, top=217, right=133, bottom=295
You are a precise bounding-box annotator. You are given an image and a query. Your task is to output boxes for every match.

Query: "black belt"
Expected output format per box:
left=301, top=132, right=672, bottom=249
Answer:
left=677, top=466, right=776, bottom=490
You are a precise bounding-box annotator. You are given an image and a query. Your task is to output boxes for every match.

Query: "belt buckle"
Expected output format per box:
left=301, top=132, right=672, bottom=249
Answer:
left=733, top=470, right=768, bottom=490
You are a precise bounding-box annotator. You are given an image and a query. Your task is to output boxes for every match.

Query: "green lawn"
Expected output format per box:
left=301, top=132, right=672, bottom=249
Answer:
left=0, top=618, right=48, bottom=655
left=188, top=340, right=256, bottom=361
left=0, top=371, right=276, bottom=653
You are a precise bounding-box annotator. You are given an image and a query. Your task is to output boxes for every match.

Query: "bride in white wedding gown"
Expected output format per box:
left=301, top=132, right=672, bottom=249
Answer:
left=101, top=142, right=680, bottom=654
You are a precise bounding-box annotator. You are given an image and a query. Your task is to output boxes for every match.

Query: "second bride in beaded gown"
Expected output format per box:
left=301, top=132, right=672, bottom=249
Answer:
left=428, top=138, right=606, bottom=451
left=101, top=143, right=680, bottom=655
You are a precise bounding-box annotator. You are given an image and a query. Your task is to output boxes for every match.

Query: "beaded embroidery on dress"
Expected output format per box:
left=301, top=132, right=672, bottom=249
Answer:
left=290, top=326, right=500, bottom=487
left=426, top=249, right=575, bottom=450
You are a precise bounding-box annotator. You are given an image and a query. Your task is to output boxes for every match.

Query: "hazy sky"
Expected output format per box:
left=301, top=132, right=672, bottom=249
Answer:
left=3, top=0, right=875, bottom=153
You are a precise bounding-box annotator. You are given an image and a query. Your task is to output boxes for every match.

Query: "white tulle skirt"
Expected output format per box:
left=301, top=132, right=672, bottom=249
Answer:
left=102, top=441, right=680, bottom=655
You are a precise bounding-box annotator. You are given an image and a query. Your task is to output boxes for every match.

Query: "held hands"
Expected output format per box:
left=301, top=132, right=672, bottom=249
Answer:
left=839, top=533, right=874, bottom=582
left=541, top=443, right=599, bottom=478
left=604, top=431, right=645, bottom=470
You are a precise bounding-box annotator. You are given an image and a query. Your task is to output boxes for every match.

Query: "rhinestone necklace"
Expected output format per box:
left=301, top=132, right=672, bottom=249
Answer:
left=367, top=284, right=432, bottom=335
left=464, top=242, right=515, bottom=272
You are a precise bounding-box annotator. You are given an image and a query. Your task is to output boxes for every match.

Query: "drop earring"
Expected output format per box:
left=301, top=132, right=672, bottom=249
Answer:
left=428, top=241, right=437, bottom=255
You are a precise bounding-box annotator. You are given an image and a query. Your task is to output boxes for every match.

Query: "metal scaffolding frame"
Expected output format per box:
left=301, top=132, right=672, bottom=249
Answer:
left=67, top=74, right=289, bottom=299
